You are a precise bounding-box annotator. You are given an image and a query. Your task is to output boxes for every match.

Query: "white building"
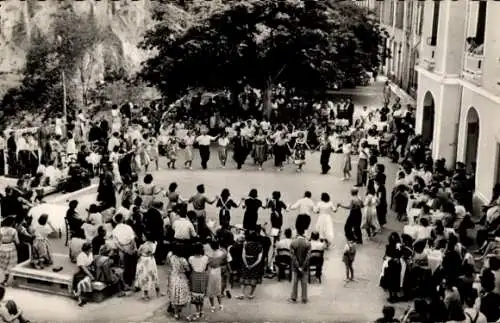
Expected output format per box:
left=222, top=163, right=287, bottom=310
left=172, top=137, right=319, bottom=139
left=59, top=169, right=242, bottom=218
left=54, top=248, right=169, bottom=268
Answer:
left=357, top=0, right=424, bottom=99
left=416, top=1, right=500, bottom=204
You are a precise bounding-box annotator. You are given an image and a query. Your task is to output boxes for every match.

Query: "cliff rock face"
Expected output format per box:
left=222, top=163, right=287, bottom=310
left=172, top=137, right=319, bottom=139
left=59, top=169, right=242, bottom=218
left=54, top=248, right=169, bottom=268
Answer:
left=0, top=0, right=154, bottom=98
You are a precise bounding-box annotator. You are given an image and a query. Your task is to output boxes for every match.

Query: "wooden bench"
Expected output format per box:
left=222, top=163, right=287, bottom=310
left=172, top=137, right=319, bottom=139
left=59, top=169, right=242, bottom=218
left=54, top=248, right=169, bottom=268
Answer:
left=10, top=254, right=116, bottom=303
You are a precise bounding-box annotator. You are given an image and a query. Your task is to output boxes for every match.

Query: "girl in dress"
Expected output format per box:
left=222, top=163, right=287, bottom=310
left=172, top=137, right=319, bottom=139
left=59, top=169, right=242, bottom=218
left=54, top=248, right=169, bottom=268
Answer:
left=342, top=240, right=356, bottom=282
left=183, top=130, right=195, bottom=169
left=167, top=245, right=191, bottom=320
left=110, top=146, right=123, bottom=191
left=166, top=136, right=178, bottom=169
left=0, top=217, right=19, bottom=285
left=31, top=214, right=56, bottom=269
left=147, top=137, right=160, bottom=171
left=217, top=132, right=230, bottom=168
left=216, top=188, right=240, bottom=227
left=314, top=193, right=337, bottom=248
left=135, top=232, right=161, bottom=301
left=188, top=243, right=209, bottom=320
left=206, top=240, right=226, bottom=312
left=252, top=128, right=267, bottom=170
left=292, top=132, right=310, bottom=172
left=341, top=137, right=352, bottom=181
left=362, top=182, right=380, bottom=238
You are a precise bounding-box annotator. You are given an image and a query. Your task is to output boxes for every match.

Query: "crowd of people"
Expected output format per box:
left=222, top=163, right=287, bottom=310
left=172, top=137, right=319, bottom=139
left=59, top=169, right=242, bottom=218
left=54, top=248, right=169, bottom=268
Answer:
left=7, top=79, right=497, bottom=322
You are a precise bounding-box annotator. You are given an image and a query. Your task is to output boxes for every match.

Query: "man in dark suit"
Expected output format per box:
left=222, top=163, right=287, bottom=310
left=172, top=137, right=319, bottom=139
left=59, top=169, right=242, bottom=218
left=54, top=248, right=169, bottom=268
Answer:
left=345, top=97, right=355, bottom=126
left=144, top=200, right=166, bottom=264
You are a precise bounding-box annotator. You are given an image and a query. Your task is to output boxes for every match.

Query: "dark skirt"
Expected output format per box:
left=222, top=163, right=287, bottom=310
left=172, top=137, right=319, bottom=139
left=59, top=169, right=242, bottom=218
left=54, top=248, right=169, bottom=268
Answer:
left=190, top=271, right=208, bottom=304
left=240, top=257, right=264, bottom=286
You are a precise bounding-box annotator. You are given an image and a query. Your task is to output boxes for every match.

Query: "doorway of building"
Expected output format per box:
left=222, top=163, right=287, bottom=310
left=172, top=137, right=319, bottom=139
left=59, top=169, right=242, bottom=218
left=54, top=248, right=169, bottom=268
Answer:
left=422, top=91, right=435, bottom=144
left=465, top=107, right=480, bottom=174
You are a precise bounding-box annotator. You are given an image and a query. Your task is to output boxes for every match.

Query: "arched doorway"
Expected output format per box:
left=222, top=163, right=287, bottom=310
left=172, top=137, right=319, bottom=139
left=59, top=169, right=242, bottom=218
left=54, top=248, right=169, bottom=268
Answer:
left=422, top=91, right=435, bottom=143
left=465, top=107, right=480, bottom=173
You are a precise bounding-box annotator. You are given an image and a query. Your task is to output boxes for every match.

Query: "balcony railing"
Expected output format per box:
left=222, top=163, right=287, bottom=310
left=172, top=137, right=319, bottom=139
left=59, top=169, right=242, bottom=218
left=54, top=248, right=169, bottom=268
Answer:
left=462, top=52, right=484, bottom=86
left=422, top=36, right=436, bottom=71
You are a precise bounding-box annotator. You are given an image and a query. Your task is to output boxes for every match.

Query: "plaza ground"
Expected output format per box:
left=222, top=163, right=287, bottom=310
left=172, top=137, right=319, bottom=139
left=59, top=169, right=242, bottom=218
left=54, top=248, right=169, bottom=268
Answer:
left=0, top=80, right=411, bottom=322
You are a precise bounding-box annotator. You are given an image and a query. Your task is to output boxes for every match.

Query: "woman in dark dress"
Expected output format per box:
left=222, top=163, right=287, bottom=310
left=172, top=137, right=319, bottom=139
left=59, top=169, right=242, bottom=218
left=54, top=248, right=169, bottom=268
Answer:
left=97, top=164, right=116, bottom=210
left=237, top=230, right=264, bottom=300
left=242, top=189, right=265, bottom=231
left=216, top=188, right=240, bottom=227
left=266, top=191, right=287, bottom=243
left=232, top=130, right=248, bottom=169
left=375, top=170, right=388, bottom=227
left=380, top=232, right=402, bottom=303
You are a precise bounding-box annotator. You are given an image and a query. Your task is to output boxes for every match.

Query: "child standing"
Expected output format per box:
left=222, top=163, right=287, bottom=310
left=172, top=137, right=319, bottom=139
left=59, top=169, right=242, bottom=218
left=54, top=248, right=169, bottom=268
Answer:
left=217, top=132, right=230, bottom=168
left=166, top=136, right=178, bottom=169
left=342, top=240, right=356, bottom=282
left=188, top=243, right=209, bottom=320
left=341, top=137, right=352, bottom=181
left=183, top=130, right=195, bottom=169
left=206, top=240, right=225, bottom=312
left=135, top=232, right=161, bottom=301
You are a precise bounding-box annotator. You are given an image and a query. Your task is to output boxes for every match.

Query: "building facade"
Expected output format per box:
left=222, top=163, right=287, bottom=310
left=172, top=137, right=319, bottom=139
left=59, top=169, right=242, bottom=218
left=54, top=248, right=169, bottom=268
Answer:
left=359, top=0, right=424, bottom=99
left=415, top=1, right=500, bottom=203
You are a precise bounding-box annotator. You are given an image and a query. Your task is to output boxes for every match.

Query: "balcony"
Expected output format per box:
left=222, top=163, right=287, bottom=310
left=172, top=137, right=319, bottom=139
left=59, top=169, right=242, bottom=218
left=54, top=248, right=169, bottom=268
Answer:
left=462, top=52, right=484, bottom=86
left=422, top=37, right=436, bottom=71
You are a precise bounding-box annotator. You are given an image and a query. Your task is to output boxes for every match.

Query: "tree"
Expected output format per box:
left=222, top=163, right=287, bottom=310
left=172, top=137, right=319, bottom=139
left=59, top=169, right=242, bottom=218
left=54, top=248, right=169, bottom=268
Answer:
left=139, top=0, right=385, bottom=116
left=0, top=4, right=101, bottom=117
left=52, top=5, right=100, bottom=105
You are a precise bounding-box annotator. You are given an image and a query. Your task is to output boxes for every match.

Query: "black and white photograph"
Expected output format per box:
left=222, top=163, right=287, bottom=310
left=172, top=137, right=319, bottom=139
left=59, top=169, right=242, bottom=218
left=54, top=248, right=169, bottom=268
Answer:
left=0, top=0, right=497, bottom=322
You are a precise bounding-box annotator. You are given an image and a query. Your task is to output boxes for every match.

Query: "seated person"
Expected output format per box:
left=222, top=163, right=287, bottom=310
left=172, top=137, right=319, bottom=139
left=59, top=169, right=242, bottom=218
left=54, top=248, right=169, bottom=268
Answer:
left=275, top=228, right=292, bottom=250
left=0, top=285, right=30, bottom=323
left=44, top=160, right=63, bottom=187
left=310, top=231, right=326, bottom=251
left=92, top=226, right=107, bottom=255
left=69, top=229, right=87, bottom=263
left=83, top=204, right=103, bottom=240
left=93, top=244, right=127, bottom=296
left=72, top=242, right=94, bottom=306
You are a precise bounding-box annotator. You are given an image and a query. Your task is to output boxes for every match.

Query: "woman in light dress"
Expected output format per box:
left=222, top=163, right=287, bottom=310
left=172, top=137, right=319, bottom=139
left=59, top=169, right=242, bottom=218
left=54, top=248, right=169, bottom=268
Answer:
left=314, top=193, right=337, bottom=248
left=217, top=132, right=230, bottom=168
left=341, top=137, right=352, bottom=181
left=111, top=106, right=121, bottom=134
left=135, top=232, right=161, bottom=301
left=183, top=130, right=196, bottom=169
left=167, top=246, right=191, bottom=320
left=362, top=183, right=380, bottom=238
left=109, top=146, right=123, bottom=190
left=0, top=216, right=19, bottom=285
left=149, top=137, right=160, bottom=171
left=206, top=240, right=226, bottom=312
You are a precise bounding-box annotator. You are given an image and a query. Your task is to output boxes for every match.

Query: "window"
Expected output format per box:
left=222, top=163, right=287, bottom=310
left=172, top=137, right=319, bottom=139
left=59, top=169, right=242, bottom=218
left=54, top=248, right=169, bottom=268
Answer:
left=395, top=0, right=404, bottom=29
left=430, top=1, right=441, bottom=46
left=417, top=2, right=424, bottom=36
left=475, top=1, right=487, bottom=45
left=388, top=0, right=394, bottom=26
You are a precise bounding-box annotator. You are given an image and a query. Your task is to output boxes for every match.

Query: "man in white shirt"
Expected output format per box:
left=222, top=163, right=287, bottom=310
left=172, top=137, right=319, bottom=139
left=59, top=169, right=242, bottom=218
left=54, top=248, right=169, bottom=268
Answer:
left=172, top=213, right=197, bottom=240
left=196, top=130, right=216, bottom=169
left=290, top=191, right=315, bottom=216
left=310, top=232, right=326, bottom=251
left=275, top=228, right=293, bottom=250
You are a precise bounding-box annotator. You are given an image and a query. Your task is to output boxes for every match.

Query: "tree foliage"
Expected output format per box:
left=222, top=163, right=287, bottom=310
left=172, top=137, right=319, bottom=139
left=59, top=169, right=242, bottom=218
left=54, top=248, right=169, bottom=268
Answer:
left=1, top=4, right=100, bottom=116
left=139, top=0, right=385, bottom=107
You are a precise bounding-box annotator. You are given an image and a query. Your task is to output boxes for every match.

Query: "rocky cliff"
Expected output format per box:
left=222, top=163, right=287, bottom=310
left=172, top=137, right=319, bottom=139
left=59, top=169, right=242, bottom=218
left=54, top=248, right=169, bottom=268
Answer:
left=0, top=0, right=154, bottom=97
